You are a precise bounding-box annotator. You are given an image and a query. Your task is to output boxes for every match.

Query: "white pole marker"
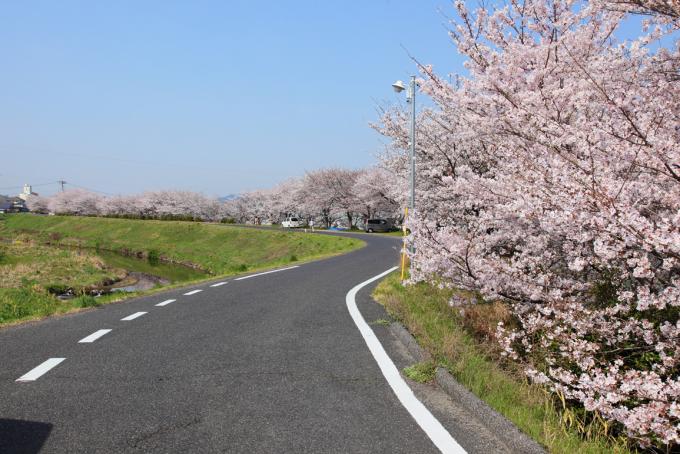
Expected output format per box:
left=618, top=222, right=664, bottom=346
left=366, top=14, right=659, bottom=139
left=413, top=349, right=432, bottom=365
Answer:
left=121, top=312, right=147, bottom=321
left=16, top=358, right=66, bottom=382
left=346, top=267, right=467, bottom=454
left=234, top=266, right=299, bottom=281
left=78, top=329, right=112, bottom=343
left=155, top=299, right=176, bottom=307
left=183, top=289, right=203, bottom=296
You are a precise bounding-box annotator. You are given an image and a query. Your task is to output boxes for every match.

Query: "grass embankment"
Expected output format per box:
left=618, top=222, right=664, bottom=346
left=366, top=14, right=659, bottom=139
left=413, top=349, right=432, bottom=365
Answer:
left=0, top=239, right=128, bottom=324
left=2, top=215, right=362, bottom=273
left=0, top=214, right=362, bottom=326
left=373, top=273, right=632, bottom=454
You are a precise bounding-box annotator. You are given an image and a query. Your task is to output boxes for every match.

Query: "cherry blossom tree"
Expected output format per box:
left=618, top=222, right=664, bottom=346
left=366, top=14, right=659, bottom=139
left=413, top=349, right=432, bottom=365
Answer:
left=299, top=168, right=362, bottom=228
left=376, top=0, right=679, bottom=447
left=24, top=194, right=49, bottom=213
left=353, top=166, right=403, bottom=222
left=97, top=195, right=137, bottom=217
left=37, top=189, right=229, bottom=222
left=47, top=189, right=102, bottom=215
left=272, top=178, right=304, bottom=220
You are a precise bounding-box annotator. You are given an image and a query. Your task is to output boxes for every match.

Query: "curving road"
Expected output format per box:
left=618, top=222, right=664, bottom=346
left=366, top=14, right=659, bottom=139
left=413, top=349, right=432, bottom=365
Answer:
left=0, top=232, right=529, bottom=453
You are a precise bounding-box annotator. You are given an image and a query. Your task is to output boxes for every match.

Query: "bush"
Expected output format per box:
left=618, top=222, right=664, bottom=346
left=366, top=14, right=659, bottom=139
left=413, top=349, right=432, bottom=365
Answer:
left=147, top=249, right=160, bottom=266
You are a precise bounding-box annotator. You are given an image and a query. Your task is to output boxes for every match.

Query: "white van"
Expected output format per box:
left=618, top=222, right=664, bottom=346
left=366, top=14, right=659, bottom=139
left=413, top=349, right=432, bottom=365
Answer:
left=281, top=217, right=306, bottom=228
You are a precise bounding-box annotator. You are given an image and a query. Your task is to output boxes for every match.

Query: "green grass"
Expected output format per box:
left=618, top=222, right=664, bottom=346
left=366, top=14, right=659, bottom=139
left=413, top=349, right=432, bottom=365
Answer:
left=0, top=214, right=363, bottom=326
left=0, top=240, right=125, bottom=291
left=0, top=286, right=137, bottom=325
left=1, top=214, right=363, bottom=274
left=373, top=273, right=633, bottom=454
left=403, top=361, right=437, bottom=383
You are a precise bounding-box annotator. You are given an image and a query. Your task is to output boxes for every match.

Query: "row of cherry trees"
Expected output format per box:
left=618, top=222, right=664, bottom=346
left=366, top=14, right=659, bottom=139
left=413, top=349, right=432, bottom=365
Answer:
left=26, top=189, right=228, bottom=221
left=25, top=166, right=403, bottom=227
left=377, top=0, right=679, bottom=448
left=228, top=166, right=402, bottom=227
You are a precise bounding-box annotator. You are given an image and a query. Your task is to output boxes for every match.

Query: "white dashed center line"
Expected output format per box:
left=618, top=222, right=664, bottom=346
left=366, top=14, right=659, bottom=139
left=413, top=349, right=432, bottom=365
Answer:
left=16, top=358, right=66, bottom=382
left=155, top=299, right=176, bottom=307
left=210, top=282, right=228, bottom=287
left=183, top=289, right=203, bottom=296
left=78, top=329, right=112, bottom=343
left=234, top=266, right=299, bottom=281
left=121, top=312, right=147, bottom=321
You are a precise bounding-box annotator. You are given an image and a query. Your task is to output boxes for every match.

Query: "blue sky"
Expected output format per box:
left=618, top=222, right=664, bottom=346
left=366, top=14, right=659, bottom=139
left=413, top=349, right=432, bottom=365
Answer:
left=0, top=0, right=462, bottom=196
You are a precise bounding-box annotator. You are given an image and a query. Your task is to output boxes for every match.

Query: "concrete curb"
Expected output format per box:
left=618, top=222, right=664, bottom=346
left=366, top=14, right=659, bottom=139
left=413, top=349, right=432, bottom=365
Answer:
left=389, top=322, right=432, bottom=363
left=389, top=322, right=546, bottom=454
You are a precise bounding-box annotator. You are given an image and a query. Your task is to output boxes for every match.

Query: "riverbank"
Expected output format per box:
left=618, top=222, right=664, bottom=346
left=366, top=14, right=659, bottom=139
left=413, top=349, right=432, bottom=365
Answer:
left=0, top=214, right=363, bottom=326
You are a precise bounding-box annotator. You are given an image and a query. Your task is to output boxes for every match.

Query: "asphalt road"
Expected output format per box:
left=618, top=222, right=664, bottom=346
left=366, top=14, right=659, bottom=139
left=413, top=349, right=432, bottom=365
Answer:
left=0, top=232, right=525, bottom=453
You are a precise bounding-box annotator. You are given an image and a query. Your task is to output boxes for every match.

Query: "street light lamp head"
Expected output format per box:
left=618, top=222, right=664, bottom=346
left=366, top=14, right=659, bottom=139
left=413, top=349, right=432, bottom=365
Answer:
left=392, top=80, right=406, bottom=93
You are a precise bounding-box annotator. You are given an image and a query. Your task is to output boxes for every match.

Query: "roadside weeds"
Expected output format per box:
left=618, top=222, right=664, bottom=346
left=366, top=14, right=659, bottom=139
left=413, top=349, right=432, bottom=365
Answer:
left=372, top=273, right=634, bottom=454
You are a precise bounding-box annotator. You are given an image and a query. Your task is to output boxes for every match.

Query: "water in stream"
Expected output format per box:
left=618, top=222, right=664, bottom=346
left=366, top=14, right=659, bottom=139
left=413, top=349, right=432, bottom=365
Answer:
left=95, top=249, right=206, bottom=283
left=97, top=249, right=207, bottom=292
left=55, top=248, right=208, bottom=297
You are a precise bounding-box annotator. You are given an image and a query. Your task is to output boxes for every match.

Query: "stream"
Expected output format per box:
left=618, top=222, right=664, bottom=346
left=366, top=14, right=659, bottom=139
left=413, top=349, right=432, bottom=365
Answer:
left=57, top=248, right=207, bottom=298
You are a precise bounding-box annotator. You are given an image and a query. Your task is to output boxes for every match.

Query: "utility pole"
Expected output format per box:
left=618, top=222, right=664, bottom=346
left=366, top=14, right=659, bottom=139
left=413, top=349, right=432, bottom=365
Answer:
left=58, top=180, right=67, bottom=192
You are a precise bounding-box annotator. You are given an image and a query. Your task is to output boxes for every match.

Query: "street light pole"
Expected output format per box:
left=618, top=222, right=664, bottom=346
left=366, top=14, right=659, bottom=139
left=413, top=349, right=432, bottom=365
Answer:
left=391, top=76, right=417, bottom=214
left=407, top=75, right=416, bottom=215
left=392, top=76, right=417, bottom=279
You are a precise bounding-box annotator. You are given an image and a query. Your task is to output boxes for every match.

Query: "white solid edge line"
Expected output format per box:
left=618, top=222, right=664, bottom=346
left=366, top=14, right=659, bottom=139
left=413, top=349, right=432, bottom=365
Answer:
left=183, top=289, right=203, bottom=296
left=234, top=265, right=299, bottom=281
left=346, top=267, right=467, bottom=454
left=210, top=281, right=228, bottom=287
left=78, top=329, right=112, bottom=343
left=155, top=299, right=176, bottom=307
left=121, top=311, right=147, bottom=321
left=16, top=358, right=66, bottom=382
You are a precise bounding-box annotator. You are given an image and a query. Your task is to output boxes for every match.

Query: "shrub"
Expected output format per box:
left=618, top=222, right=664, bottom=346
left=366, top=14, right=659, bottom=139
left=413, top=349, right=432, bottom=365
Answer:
left=147, top=249, right=160, bottom=266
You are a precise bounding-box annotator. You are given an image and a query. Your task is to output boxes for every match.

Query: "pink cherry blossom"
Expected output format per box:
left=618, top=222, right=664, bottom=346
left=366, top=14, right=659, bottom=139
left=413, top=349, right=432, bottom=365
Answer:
left=376, top=0, right=679, bottom=448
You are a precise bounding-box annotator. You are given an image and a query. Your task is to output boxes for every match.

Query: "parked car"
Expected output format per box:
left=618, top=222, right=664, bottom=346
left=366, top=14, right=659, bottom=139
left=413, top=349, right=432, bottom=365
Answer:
left=364, top=218, right=393, bottom=233
left=281, top=217, right=306, bottom=228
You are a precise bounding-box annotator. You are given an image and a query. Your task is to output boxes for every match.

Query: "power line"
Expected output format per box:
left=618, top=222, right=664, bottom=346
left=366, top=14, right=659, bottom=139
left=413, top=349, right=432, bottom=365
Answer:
left=0, top=180, right=112, bottom=196
left=0, top=185, right=24, bottom=191
left=67, top=182, right=115, bottom=196
left=0, top=181, right=60, bottom=192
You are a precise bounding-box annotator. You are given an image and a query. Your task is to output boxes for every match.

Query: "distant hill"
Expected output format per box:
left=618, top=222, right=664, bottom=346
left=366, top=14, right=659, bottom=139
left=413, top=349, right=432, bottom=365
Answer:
left=219, top=194, right=239, bottom=202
